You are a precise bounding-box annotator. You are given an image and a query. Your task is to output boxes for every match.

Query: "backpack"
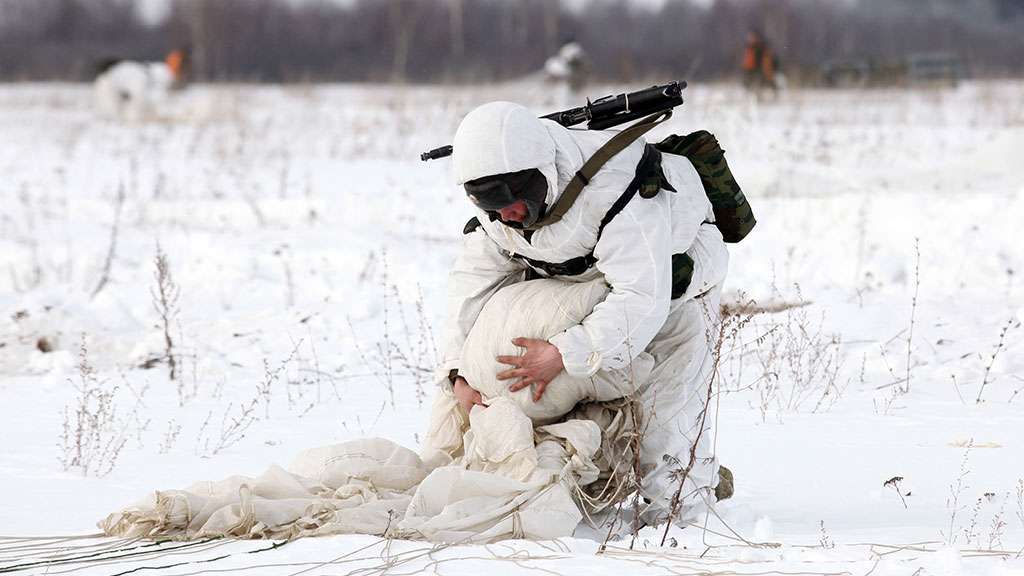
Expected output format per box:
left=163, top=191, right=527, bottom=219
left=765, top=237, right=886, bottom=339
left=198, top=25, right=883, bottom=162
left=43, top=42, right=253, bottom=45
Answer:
left=464, top=113, right=755, bottom=297
left=655, top=130, right=756, bottom=243
left=524, top=111, right=755, bottom=244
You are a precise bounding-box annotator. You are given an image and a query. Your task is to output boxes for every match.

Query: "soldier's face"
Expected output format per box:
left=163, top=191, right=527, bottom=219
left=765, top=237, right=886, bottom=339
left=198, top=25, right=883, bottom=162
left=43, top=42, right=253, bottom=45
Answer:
left=496, top=200, right=529, bottom=223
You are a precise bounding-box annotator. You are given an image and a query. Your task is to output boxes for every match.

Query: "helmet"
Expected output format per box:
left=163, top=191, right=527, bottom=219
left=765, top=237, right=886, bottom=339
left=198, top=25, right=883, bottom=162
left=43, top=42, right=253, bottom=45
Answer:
left=452, top=101, right=556, bottom=228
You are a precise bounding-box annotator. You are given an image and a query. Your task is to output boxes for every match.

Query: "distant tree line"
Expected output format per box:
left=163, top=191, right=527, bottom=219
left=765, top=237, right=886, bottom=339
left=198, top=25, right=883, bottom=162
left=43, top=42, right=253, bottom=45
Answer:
left=2, top=0, right=1022, bottom=83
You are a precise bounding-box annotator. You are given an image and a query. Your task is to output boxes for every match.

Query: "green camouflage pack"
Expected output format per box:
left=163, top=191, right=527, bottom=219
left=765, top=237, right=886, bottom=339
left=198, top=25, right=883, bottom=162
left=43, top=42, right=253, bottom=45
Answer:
left=655, top=130, right=756, bottom=243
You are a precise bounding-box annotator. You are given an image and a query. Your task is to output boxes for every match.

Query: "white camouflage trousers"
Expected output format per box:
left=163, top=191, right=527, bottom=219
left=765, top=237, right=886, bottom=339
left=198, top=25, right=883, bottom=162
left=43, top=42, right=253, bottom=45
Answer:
left=635, top=286, right=722, bottom=527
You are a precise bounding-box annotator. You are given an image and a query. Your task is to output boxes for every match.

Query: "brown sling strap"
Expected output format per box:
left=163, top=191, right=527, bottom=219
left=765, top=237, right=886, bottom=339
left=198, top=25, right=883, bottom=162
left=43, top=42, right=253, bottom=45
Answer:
left=525, top=109, right=674, bottom=231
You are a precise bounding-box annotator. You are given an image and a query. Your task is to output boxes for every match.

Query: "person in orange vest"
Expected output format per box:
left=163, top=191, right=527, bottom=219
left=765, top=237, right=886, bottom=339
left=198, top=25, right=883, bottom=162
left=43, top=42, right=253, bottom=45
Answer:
left=164, top=47, right=191, bottom=89
left=741, top=30, right=764, bottom=89
left=741, top=29, right=778, bottom=92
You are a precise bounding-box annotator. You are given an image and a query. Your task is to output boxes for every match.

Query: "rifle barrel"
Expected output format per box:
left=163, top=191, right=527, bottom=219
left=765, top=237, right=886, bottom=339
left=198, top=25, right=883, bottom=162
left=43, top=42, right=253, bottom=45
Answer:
left=419, top=81, right=686, bottom=161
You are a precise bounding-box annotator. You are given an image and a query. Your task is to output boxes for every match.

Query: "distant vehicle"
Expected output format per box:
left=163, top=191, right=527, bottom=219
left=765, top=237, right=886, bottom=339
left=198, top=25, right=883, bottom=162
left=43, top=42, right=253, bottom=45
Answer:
left=819, top=52, right=964, bottom=88
left=820, top=58, right=872, bottom=89
left=905, top=52, right=963, bottom=86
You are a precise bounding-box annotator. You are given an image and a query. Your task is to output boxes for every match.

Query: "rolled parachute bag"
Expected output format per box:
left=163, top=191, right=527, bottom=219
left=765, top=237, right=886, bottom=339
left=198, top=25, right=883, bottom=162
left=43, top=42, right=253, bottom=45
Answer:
left=459, top=278, right=653, bottom=424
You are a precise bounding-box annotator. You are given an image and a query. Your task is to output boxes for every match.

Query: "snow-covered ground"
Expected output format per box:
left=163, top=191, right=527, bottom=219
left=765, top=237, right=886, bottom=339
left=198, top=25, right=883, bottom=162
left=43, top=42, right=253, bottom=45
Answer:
left=1, top=80, right=1022, bottom=575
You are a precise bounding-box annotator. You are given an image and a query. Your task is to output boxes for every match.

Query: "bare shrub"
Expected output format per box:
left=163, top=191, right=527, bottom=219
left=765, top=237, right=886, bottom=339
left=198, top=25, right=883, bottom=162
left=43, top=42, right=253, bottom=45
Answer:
left=58, top=335, right=129, bottom=477
left=195, top=396, right=259, bottom=458
left=963, top=495, right=983, bottom=545
left=151, top=243, right=180, bottom=384
left=284, top=333, right=337, bottom=416
left=391, top=284, right=438, bottom=407
left=350, top=261, right=438, bottom=409
left=159, top=420, right=182, bottom=454
left=257, top=339, right=303, bottom=418
left=298, top=325, right=342, bottom=403
left=192, top=343, right=305, bottom=457
left=987, top=497, right=1007, bottom=550
left=818, top=520, right=835, bottom=549
left=718, top=285, right=847, bottom=423
left=746, top=286, right=846, bottom=421
left=942, top=442, right=972, bottom=545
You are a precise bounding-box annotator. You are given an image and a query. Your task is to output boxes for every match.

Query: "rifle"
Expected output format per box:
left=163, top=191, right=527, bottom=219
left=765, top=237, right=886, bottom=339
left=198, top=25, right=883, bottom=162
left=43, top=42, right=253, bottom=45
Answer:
left=419, top=80, right=686, bottom=161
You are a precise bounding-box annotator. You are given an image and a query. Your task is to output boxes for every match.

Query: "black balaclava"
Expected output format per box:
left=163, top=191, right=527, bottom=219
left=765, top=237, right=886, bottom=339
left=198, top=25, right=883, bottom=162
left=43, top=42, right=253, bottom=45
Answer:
left=464, top=168, right=548, bottom=229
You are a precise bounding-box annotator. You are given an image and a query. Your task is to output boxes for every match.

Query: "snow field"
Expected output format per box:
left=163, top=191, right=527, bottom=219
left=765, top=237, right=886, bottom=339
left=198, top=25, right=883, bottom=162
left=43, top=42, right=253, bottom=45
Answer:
left=0, top=80, right=1022, bottom=575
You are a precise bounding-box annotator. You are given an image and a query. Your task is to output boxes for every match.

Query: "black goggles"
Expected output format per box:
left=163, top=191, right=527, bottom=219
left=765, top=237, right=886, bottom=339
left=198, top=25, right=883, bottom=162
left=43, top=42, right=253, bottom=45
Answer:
left=464, top=169, right=546, bottom=211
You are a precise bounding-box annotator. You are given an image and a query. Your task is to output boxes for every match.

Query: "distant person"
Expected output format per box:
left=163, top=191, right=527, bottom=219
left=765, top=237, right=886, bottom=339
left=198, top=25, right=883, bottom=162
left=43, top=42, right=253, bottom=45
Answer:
left=93, top=48, right=190, bottom=121
left=164, top=47, right=192, bottom=90
left=741, top=30, right=780, bottom=95
left=544, top=41, right=589, bottom=96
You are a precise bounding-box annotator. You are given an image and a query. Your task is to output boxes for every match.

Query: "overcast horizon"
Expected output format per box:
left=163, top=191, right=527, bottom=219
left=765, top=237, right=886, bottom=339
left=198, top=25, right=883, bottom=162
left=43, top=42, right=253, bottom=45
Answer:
left=135, top=0, right=688, bottom=24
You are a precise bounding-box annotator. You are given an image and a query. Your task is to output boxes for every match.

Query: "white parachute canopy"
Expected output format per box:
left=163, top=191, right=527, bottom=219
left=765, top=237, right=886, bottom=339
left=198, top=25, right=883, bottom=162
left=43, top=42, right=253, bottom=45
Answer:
left=100, top=277, right=643, bottom=543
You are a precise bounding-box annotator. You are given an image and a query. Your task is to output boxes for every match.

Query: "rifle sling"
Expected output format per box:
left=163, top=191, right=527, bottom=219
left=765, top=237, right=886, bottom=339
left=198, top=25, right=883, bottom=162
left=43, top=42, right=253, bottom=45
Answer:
left=510, top=144, right=661, bottom=278
left=525, top=109, right=673, bottom=231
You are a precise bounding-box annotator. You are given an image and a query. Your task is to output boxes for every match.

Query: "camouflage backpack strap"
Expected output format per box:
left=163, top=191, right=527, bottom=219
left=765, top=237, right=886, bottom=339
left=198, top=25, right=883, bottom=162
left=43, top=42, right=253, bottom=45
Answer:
left=508, top=144, right=663, bottom=279
left=525, top=109, right=673, bottom=231
left=656, top=130, right=756, bottom=243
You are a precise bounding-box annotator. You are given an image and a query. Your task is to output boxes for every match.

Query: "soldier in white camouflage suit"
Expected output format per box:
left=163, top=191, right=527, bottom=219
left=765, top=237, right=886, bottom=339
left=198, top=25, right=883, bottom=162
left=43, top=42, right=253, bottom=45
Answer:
left=437, top=101, right=735, bottom=528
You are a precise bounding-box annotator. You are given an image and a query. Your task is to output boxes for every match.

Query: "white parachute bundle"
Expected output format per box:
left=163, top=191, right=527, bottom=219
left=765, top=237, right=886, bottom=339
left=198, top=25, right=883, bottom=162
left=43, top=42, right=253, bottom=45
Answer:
left=458, top=278, right=653, bottom=423
left=99, top=398, right=598, bottom=543
left=100, top=279, right=647, bottom=543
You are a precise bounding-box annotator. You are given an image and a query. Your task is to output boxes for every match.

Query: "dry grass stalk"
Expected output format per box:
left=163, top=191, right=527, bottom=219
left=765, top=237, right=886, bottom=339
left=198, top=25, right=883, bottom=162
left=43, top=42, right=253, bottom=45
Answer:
left=273, top=244, right=295, bottom=308
left=718, top=286, right=847, bottom=420
left=90, top=183, right=126, bottom=299
left=151, top=243, right=180, bottom=382
left=660, top=302, right=754, bottom=546
left=1015, top=479, right=1024, bottom=529
left=751, top=289, right=845, bottom=420
left=819, top=520, right=835, bottom=549
left=195, top=395, right=260, bottom=457
left=987, top=497, right=1007, bottom=550
left=942, top=441, right=972, bottom=545
left=391, top=285, right=438, bottom=407
left=258, top=339, right=303, bottom=418
left=349, top=264, right=438, bottom=410
left=975, top=317, right=1016, bottom=403
left=884, top=476, right=908, bottom=509
left=1009, top=376, right=1024, bottom=404
left=158, top=420, right=182, bottom=454
left=903, top=238, right=920, bottom=394
left=875, top=240, right=923, bottom=412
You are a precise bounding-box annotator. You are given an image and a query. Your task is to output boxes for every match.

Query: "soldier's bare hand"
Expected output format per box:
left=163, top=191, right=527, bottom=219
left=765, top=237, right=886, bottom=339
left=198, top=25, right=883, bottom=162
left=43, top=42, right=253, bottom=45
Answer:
left=496, top=337, right=564, bottom=402
left=452, top=376, right=484, bottom=414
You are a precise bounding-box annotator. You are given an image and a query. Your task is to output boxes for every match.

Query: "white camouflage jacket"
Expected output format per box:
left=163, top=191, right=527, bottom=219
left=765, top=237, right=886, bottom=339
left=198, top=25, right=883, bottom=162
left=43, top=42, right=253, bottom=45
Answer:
left=439, top=101, right=728, bottom=383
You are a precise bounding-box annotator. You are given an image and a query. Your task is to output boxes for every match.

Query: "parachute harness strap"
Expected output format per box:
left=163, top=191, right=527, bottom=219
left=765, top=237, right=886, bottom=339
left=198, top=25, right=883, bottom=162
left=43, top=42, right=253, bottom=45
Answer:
left=525, top=109, right=673, bottom=231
